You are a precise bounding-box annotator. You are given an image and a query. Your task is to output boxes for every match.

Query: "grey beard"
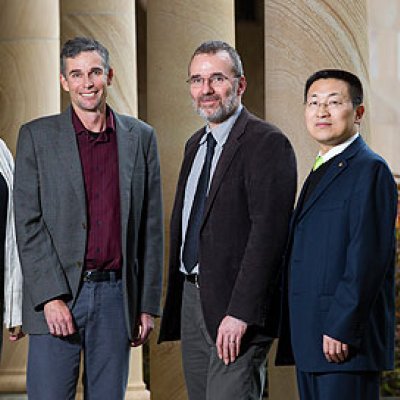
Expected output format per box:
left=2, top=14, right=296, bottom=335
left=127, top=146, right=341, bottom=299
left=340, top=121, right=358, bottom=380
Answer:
left=194, top=92, right=240, bottom=124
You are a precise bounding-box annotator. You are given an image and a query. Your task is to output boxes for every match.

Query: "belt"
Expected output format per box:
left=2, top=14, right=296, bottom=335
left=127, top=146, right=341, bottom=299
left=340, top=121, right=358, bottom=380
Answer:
left=185, top=273, right=199, bottom=288
left=83, top=269, right=122, bottom=282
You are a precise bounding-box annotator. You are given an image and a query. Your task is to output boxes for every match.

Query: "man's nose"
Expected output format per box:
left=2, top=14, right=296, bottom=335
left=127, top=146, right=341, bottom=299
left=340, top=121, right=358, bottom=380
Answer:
left=316, top=103, right=330, bottom=117
left=83, top=74, right=94, bottom=88
left=201, top=78, right=214, bottom=94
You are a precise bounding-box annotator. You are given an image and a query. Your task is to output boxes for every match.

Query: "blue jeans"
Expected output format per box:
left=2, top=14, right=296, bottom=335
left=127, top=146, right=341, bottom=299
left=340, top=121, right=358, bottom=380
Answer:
left=27, top=277, right=131, bottom=400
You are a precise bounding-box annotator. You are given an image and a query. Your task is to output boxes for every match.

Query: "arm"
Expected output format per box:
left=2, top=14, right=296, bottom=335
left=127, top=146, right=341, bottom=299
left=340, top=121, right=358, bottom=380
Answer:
left=14, top=125, right=72, bottom=324
left=217, top=131, right=297, bottom=363
left=137, top=129, right=164, bottom=319
left=323, top=162, right=397, bottom=349
left=0, top=140, right=24, bottom=330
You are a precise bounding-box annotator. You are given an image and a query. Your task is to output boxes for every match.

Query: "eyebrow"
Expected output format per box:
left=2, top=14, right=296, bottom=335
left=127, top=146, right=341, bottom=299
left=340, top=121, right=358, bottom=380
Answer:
left=68, top=67, right=103, bottom=76
left=309, top=92, right=343, bottom=98
left=189, top=72, right=225, bottom=78
left=68, top=69, right=82, bottom=76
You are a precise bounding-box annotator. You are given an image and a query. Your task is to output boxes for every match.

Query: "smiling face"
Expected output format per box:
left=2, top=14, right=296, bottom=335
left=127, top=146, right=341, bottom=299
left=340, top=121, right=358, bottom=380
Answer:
left=60, top=50, right=113, bottom=116
left=189, top=51, right=246, bottom=127
left=305, top=78, right=364, bottom=154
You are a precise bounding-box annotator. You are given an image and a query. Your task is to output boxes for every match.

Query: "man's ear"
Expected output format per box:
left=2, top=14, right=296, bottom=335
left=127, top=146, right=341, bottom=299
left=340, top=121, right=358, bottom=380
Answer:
left=107, top=68, right=114, bottom=86
left=60, top=73, right=70, bottom=92
left=237, top=75, right=247, bottom=96
left=354, top=104, right=365, bottom=125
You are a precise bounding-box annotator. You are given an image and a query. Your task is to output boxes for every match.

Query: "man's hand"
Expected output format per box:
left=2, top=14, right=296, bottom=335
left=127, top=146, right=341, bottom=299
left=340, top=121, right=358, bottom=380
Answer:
left=216, top=315, right=247, bottom=365
left=43, top=299, right=76, bottom=337
left=323, top=334, right=349, bottom=363
left=131, top=313, right=154, bottom=347
left=8, top=326, right=25, bottom=342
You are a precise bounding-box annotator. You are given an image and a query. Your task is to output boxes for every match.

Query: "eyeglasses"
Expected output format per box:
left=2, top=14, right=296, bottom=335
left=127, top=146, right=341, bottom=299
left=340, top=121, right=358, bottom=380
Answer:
left=305, top=99, right=352, bottom=111
left=186, top=73, right=239, bottom=88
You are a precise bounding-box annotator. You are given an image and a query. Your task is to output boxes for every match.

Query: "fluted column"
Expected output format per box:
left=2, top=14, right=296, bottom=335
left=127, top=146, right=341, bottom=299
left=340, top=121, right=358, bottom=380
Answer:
left=265, top=0, right=370, bottom=185
left=60, top=2, right=148, bottom=399
left=146, top=1, right=235, bottom=399
left=264, top=1, right=369, bottom=399
left=60, top=0, right=137, bottom=116
left=0, top=0, right=60, bottom=154
left=367, top=0, right=400, bottom=174
left=0, top=0, right=59, bottom=393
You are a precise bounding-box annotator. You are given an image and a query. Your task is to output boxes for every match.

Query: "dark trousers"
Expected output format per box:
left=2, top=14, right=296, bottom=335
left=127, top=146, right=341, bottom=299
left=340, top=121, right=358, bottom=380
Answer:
left=296, top=369, right=380, bottom=400
left=181, top=280, right=272, bottom=400
left=27, top=278, right=130, bottom=400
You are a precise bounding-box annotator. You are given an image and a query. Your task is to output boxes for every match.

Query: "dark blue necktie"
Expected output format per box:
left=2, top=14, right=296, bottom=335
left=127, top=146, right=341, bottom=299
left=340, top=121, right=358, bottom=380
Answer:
left=183, top=133, right=217, bottom=273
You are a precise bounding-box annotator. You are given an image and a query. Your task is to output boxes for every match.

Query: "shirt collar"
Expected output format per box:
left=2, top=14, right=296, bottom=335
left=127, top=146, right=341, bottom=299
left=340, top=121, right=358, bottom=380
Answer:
left=200, top=104, right=243, bottom=146
left=318, top=132, right=360, bottom=163
left=72, top=105, right=115, bottom=141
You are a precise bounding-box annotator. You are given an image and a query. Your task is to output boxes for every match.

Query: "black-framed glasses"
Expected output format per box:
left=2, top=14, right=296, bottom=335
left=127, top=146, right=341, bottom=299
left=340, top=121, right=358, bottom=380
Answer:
left=186, top=73, right=239, bottom=88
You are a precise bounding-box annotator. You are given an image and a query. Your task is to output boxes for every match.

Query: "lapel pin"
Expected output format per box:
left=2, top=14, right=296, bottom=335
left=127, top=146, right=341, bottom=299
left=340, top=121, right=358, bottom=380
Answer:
left=338, top=161, right=344, bottom=168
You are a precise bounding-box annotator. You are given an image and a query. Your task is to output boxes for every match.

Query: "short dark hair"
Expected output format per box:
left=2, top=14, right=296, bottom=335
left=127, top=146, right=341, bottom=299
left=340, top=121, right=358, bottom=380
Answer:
left=304, top=69, right=363, bottom=107
left=189, top=40, right=244, bottom=77
left=60, top=37, right=110, bottom=77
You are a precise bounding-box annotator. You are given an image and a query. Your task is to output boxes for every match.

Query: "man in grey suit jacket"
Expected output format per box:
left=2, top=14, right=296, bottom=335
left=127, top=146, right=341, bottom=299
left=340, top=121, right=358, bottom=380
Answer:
left=159, top=41, right=297, bottom=400
left=14, top=37, right=163, bottom=400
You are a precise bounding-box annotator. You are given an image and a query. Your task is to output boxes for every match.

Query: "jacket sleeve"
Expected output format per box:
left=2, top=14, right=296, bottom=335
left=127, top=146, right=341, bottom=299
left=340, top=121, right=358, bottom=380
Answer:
left=0, top=140, right=23, bottom=327
left=138, top=128, right=164, bottom=317
left=323, top=162, right=397, bottom=348
left=226, top=131, right=297, bottom=326
left=14, top=125, right=71, bottom=310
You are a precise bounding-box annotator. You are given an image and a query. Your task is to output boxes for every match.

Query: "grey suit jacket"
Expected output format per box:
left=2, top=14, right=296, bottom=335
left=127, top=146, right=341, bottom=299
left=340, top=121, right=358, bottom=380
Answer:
left=14, top=106, right=163, bottom=339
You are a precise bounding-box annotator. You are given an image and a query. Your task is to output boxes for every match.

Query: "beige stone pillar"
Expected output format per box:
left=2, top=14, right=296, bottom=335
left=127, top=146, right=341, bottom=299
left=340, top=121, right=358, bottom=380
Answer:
left=146, top=1, right=235, bottom=399
left=367, top=0, right=400, bottom=174
left=60, top=2, right=148, bottom=399
left=0, top=0, right=60, bottom=154
left=265, top=1, right=369, bottom=399
left=0, top=0, right=59, bottom=394
left=60, top=0, right=137, bottom=116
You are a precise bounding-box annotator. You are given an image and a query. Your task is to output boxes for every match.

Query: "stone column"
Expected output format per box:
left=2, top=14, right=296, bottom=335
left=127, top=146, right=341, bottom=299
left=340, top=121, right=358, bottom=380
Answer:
left=368, top=0, right=400, bottom=174
left=264, top=1, right=369, bottom=399
left=0, top=0, right=59, bottom=393
left=60, top=2, right=148, bottom=399
left=146, top=1, right=235, bottom=399
left=60, top=0, right=137, bottom=116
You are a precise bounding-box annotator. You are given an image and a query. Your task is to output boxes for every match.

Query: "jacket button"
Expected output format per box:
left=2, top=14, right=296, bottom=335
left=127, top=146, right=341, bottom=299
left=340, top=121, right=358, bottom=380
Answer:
left=76, top=261, right=82, bottom=268
left=82, top=222, right=87, bottom=230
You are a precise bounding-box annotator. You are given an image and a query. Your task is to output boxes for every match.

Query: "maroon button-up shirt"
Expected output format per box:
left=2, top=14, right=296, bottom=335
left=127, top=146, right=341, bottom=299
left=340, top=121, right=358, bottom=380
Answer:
left=72, top=107, right=122, bottom=271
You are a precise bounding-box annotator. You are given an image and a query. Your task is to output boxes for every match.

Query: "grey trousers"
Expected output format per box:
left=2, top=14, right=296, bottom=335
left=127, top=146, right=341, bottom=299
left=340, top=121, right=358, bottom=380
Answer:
left=181, top=280, right=272, bottom=400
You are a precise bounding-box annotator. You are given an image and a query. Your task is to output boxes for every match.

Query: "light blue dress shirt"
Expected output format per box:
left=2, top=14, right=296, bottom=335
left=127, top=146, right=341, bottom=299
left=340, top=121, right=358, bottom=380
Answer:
left=180, top=105, right=243, bottom=274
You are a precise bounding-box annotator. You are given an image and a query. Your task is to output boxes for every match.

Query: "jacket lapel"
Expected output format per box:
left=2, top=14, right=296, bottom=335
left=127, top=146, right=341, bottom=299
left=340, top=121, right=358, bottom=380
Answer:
left=295, top=136, right=365, bottom=223
left=114, top=112, right=138, bottom=242
left=202, top=108, right=248, bottom=224
left=54, top=108, right=86, bottom=208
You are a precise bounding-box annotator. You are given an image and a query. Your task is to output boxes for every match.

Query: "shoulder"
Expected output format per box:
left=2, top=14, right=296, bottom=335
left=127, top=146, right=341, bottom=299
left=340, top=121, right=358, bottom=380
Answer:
left=21, top=112, right=66, bottom=132
left=349, top=139, right=395, bottom=189
left=114, top=112, right=155, bottom=139
left=353, top=139, right=391, bottom=172
left=244, top=111, right=288, bottom=141
left=239, top=111, right=295, bottom=160
left=0, top=139, right=12, bottom=158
